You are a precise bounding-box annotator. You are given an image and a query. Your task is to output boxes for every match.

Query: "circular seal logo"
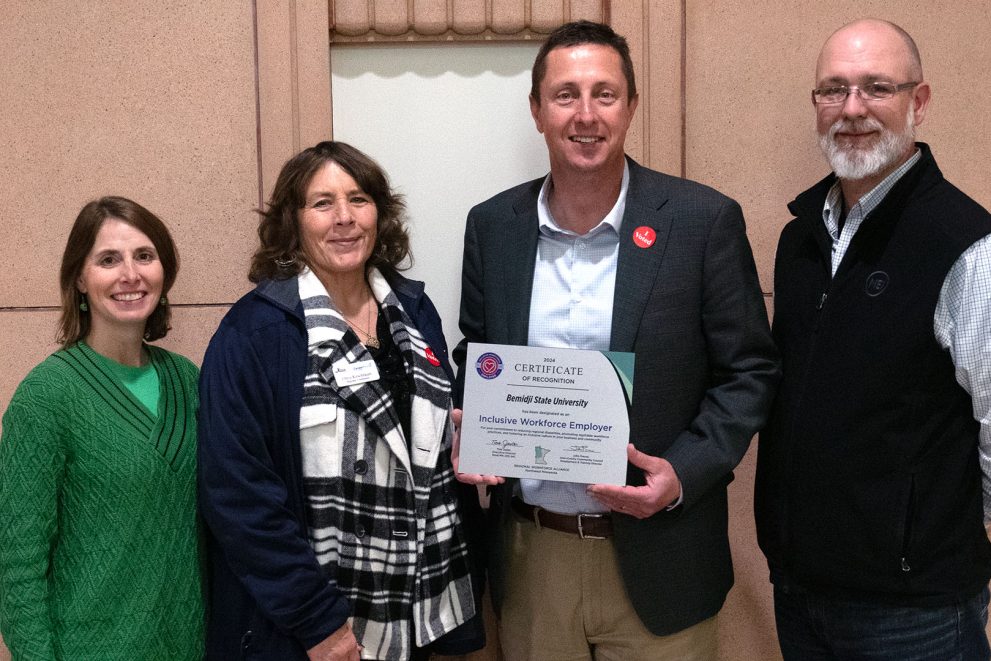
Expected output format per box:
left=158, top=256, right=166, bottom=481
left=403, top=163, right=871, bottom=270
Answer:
left=633, top=226, right=656, bottom=249
left=475, top=352, right=503, bottom=380
left=865, top=271, right=890, bottom=297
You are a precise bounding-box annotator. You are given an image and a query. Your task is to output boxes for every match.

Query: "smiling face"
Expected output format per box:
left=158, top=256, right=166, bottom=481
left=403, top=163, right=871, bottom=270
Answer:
left=815, top=20, right=930, bottom=183
left=530, top=43, right=638, bottom=178
left=76, top=218, right=165, bottom=341
left=298, top=160, right=378, bottom=289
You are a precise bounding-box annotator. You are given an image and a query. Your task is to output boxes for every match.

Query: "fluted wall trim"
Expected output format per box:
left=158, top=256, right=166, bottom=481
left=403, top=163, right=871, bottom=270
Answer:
left=330, top=0, right=609, bottom=42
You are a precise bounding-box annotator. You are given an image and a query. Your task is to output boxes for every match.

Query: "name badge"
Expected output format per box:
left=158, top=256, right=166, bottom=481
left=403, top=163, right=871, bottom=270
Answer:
left=333, top=360, right=380, bottom=387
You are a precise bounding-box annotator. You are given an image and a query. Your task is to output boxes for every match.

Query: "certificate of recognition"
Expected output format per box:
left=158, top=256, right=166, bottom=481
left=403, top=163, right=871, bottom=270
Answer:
left=459, top=342, right=634, bottom=485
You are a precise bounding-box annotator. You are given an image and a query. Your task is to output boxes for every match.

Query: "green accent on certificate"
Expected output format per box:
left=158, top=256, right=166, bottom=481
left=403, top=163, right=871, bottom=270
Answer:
left=460, top=343, right=634, bottom=485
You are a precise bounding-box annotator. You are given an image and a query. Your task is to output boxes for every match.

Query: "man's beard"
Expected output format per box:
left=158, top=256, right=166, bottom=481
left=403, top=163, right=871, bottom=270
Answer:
left=817, top=105, right=915, bottom=180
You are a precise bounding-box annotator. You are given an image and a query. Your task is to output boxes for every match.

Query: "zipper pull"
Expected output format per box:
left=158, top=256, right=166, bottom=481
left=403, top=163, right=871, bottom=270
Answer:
left=901, top=557, right=911, bottom=572
left=817, top=292, right=828, bottom=310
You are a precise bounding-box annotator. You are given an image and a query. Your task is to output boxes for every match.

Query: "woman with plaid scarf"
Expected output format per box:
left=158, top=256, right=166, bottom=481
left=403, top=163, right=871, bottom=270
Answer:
left=198, top=142, right=485, bottom=661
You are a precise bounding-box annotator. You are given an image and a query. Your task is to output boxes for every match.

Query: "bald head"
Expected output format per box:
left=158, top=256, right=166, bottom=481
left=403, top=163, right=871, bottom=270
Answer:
left=813, top=18, right=931, bottom=195
left=817, top=19, right=923, bottom=83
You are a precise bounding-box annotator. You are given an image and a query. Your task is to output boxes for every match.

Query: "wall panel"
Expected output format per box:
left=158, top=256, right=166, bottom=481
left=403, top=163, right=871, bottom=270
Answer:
left=257, top=1, right=335, bottom=202
left=685, top=0, right=991, bottom=292
left=0, top=1, right=259, bottom=310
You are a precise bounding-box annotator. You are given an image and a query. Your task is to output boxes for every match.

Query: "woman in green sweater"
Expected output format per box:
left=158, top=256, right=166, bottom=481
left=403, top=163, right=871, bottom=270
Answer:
left=0, top=197, right=204, bottom=660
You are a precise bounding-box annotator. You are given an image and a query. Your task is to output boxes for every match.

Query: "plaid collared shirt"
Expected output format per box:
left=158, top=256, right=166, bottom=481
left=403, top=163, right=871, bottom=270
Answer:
left=822, top=151, right=922, bottom=277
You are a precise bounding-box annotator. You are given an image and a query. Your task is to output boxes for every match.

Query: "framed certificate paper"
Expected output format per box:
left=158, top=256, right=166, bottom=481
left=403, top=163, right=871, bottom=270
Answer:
left=459, top=342, right=634, bottom=485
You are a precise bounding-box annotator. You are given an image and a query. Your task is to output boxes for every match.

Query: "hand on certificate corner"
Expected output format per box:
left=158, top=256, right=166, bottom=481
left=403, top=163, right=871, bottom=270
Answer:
left=587, top=444, right=682, bottom=519
left=307, top=622, right=362, bottom=661
left=451, top=408, right=505, bottom=487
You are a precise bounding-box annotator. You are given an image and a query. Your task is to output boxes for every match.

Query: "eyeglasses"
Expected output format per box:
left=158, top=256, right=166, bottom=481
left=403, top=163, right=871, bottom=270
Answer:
left=812, top=81, right=919, bottom=105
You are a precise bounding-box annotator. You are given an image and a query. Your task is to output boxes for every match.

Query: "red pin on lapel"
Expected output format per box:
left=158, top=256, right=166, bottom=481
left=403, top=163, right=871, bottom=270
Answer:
left=633, top=226, right=656, bottom=248
left=424, top=346, right=442, bottom=367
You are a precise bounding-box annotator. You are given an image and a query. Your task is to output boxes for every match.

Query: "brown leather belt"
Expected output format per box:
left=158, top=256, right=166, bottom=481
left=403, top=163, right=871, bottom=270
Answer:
left=511, top=497, right=613, bottom=539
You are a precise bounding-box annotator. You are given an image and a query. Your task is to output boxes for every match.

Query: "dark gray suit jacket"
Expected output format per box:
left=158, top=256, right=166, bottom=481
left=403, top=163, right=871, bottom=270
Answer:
left=453, top=157, right=780, bottom=636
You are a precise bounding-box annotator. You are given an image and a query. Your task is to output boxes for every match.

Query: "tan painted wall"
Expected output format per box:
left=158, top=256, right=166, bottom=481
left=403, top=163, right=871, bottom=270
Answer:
left=0, top=0, right=260, bottom=409
left=2, top=2, right=990, bottom=660
left=0, top=2, right=330, bottom=658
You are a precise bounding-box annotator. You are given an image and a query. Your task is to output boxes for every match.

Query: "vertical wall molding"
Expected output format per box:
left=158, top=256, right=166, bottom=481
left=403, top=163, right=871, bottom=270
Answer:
left=255, top=2, right=333, bottom=202
left=289, top=0, right=302, bottom=152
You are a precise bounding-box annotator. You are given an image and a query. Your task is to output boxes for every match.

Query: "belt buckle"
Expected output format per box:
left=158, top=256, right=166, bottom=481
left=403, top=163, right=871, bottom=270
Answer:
left=576, top=513, right=606, bottom=539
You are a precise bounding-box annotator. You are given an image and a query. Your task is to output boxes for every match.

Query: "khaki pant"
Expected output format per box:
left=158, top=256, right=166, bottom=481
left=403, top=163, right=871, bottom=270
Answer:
left=499, top=511, right=718, bottom=661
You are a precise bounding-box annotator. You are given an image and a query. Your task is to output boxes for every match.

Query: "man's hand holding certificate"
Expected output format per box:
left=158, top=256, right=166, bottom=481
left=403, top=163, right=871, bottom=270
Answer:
left=457, top=343, right=634, bottom=485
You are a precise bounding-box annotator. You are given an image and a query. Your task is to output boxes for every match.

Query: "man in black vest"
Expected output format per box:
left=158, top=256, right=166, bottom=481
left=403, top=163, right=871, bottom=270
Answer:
left=756, top=17, right=991, bottom=660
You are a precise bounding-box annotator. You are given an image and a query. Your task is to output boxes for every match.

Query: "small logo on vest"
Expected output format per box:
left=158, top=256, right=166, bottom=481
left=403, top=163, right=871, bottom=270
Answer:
left=865, top=271, right=890, bottom=297
left=475, top=352, right=503, bottom=379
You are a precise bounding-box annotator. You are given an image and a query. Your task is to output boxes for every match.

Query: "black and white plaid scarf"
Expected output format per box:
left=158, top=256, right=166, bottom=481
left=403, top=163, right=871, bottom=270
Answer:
left=297, top=267, right=475, bottom=660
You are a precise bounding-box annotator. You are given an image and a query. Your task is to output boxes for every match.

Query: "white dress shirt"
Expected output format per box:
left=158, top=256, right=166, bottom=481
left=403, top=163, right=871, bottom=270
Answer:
left=519, top=163, right=629, bottom=514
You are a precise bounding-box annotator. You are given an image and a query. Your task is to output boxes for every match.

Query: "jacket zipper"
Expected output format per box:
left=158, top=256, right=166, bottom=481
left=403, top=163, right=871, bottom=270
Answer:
left=900, top=475, right=916, bottom=572
left=782, top=273, right=831, bottom=563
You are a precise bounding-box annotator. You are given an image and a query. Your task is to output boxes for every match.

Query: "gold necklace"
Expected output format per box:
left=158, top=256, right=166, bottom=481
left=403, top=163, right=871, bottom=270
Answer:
left=344, top=298, right=379, bottom=349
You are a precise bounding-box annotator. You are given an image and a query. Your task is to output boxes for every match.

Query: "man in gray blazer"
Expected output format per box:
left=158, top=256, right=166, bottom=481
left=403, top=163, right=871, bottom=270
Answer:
left=452, top=20, right=779, bottom=660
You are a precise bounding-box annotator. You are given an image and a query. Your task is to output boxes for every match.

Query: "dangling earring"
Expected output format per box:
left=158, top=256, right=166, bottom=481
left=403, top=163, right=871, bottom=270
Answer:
left=79, top=294, right=89, bottom=312
left=274, top=253, right=297, bottom=269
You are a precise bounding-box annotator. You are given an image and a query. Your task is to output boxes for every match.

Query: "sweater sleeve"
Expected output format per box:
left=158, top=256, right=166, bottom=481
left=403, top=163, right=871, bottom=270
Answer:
left=0, top=376, right=64, bottom=660
left=197, top=321, right=351, bottom=649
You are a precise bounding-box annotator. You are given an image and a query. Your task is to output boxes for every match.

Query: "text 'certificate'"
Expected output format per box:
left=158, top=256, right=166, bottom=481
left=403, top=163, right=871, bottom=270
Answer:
left=459, top=343, right=634, bottom=485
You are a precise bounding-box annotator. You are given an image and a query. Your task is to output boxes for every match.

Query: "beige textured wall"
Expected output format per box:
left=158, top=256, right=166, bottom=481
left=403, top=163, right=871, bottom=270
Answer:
left=0, top=1, right=331, bottom=657
left=2, top=1, right=990, bottom=660
left=0, top=0, right=261, bottom=412
left=684, top=0, right=991, bottom=291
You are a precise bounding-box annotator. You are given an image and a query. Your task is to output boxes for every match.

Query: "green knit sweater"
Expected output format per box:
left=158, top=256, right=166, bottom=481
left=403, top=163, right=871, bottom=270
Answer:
left=0, top=343, right=204, bottom=660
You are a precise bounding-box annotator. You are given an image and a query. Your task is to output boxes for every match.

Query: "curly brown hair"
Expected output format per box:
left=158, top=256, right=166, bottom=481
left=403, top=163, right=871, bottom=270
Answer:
left=249, top=141, right=410, bottom=283
left=58, top=196, right=179, bottom=345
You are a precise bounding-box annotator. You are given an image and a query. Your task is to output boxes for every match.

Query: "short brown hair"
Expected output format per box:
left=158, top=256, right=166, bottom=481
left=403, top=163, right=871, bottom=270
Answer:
left=249, top=141, right=410, bottom=283
left=58, top=196, right=179, bottom=345
left=530, top=20, right=637, bottom=103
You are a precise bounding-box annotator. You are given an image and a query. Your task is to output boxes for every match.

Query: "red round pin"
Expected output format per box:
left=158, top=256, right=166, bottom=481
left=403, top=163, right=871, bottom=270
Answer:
left=633, top=226, right=656, bottom=249
left=425, top=347, right=441, bottom=366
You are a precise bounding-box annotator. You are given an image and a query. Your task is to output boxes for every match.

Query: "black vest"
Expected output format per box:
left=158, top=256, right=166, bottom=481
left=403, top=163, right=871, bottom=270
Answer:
left=756, top=144, right=991, bottom=603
